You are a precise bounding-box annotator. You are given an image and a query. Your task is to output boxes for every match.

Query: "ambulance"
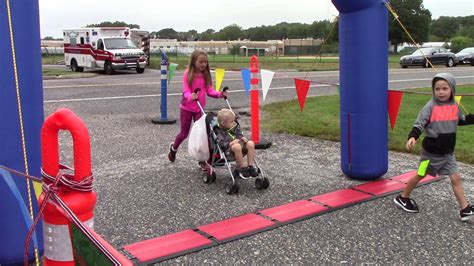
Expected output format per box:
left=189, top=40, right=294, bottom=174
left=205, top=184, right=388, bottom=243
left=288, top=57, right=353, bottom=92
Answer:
left=63, top=27, right=147, bottom=74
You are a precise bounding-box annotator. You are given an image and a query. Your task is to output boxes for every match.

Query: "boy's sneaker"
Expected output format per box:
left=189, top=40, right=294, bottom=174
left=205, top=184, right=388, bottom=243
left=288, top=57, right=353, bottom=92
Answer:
left=393, top=194, right=419, bottom=213
left=247, top=166, right=259, bottom=177
left=232, top=168, right=241, bottom=179
left=168, top=143, right=177, bottom=163
left=233, top=168, right=250, bottom=179
left=460, top=205, right=473, bottom=222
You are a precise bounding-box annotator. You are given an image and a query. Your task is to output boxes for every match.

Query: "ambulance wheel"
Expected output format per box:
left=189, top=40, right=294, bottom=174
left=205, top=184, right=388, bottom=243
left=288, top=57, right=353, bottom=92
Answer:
left=225, top=183, right=239, bottom=194
left=136, top=67, right=145, bottom=74
left=255, top=177, right=270, bottom=190
left=70, top=59, right=83, bottom=72
left=104, top=62, right=115, bottom=75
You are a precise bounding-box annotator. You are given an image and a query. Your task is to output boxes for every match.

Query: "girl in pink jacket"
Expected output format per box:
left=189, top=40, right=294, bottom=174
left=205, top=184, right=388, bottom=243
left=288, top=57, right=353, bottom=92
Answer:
left=168, top=49, right=226, bottom=162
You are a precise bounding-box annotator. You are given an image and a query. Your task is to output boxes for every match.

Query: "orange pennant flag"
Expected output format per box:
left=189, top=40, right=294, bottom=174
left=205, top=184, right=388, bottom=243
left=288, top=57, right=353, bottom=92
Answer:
left=388, top=90, right=404, bottom=129
left=294, top=79, right=311, bottom=112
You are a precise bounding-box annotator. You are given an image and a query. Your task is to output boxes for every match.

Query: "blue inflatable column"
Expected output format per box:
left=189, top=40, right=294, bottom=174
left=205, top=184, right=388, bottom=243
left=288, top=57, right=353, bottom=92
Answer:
left=332, top=0, right=388, bottom=180
left=152, top=51, right=176, bottom=124
left=0, top=0, right=44, bottom=264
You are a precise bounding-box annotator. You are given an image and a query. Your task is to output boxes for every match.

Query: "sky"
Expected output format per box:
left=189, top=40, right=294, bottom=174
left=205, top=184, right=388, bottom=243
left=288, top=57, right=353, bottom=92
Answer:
left=39, top=0, right=473, bottom=39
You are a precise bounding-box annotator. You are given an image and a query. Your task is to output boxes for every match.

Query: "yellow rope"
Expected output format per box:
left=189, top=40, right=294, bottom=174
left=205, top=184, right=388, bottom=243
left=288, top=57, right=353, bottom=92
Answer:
left=385, top=3, right=471, bottom=113
left=384, top=2, right=437, bottom=72
left=6, top=0, right=39, bottom=264
left=303, top=16, right=339, bottom=81
left=317, top=16, right=339, bottom=62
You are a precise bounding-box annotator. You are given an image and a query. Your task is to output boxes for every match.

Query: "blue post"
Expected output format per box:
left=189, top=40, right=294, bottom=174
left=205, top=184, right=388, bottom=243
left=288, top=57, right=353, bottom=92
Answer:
left=152, top=51, right=176, bottom=124
left=0, top=0, right=44, bottom=263
left=332, top=0, right=388, bottom=180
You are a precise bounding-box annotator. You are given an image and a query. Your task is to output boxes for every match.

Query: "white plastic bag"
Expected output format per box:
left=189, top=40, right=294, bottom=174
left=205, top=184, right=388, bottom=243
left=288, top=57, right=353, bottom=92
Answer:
left=188, top=114, right=210, bottom=161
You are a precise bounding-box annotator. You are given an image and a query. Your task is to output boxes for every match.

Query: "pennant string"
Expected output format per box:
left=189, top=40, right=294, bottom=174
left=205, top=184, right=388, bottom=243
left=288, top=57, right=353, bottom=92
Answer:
left=459, top=102, right=469, bottom=114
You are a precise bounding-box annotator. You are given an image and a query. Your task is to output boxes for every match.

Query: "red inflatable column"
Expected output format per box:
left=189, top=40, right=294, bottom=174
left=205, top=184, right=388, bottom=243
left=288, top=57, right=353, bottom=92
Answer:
left=39, top=108, right=97, bottom=265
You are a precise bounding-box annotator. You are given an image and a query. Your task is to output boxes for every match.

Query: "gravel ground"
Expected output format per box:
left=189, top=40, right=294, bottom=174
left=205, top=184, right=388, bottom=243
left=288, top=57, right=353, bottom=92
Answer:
left=45, top=101, right=473, bottom=264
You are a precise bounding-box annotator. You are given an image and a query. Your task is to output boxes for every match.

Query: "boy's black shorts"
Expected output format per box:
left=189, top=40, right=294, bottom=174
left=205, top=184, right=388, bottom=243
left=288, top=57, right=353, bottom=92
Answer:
left=229, top=139, right=248, bottom=156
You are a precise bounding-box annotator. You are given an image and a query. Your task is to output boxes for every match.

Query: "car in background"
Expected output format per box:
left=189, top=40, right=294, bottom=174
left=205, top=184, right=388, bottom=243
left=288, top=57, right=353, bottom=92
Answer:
left=400, top=47, right=457, bottom=68
left=455, top=47, right=474, bottom=66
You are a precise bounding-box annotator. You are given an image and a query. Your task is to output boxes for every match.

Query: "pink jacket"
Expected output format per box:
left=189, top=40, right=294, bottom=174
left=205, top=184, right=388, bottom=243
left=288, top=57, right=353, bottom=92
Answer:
left=180, top=70, right=222, bottom=113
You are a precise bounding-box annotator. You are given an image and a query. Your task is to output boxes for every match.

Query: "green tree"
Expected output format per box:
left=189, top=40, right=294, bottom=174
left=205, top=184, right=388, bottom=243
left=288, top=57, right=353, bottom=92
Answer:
left=287, top=23, right=309, bottom=39
left=459, top=25, right=474, bottom=40
left=176, top=30, right=198, bottom=41
left=430, top=17, right=460, bottom=40
left=431, top=15, right=474, bottom=41
left=449, top=36, right=474, bottom=53
left=388, top=0, right=431, bottom=53
left=215, top=24, right=243, bottom=41
left=156, top=28, right=178, bottom=39
left=199, top=29, right=215, bottom=41
left=245, top=26, right=269, bottom=41
left=273, top=23, right=290, bottom=39
left=86, top=21, right=140, bottom=29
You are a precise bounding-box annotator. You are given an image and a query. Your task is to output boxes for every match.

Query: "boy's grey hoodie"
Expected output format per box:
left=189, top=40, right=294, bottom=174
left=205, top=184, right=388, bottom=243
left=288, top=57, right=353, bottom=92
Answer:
left=408, top=73, right=474, bottom=155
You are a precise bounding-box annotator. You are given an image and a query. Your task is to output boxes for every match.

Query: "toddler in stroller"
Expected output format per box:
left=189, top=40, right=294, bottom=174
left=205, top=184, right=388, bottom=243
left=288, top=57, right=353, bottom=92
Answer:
left=195, top=89, right=270, bottom=194
left=215, top=108, right=258, bottom=178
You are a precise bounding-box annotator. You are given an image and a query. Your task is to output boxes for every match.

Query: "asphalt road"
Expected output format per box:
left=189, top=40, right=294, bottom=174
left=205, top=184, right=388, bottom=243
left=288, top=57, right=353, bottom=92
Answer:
left=42, top=66, right=474, bottom=264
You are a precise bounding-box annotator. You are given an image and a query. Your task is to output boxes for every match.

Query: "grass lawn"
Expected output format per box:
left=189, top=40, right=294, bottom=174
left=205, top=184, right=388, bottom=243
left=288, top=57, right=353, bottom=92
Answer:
left=42, top=54, right=403, bottom=71
left=262, top=85, right=474, bottom=164
left=42, top=68, right=74, bottom=76
left=148, top=54, right=401, bottom=71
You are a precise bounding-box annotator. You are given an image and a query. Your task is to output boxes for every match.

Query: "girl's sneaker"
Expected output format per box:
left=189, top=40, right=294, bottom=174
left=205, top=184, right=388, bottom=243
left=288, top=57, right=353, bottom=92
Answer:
left=168, top=143, right=177, bottom=162
left=198, top=161, right=210, bottom=172
left=394, top=194, right=419, bottom=213
left=460, top=205, right=473, bottom=222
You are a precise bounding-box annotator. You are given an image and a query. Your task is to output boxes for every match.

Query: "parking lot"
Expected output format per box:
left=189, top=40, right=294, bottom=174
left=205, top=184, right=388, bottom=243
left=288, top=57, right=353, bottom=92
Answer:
left=43, top=68, right=474, bottom=264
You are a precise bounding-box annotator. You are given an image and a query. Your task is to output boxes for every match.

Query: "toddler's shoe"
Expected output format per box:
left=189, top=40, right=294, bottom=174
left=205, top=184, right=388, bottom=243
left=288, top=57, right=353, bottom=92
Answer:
left=233, top=167, right=250, bottom=179
left=247, top=166, right=259, bottom=177
left=393, top=194, right=419, bottom=213
left=168, top=142, right=177, bottom=163
left=232, top=168, right=241, bottom=179
left=460, top=205, right=473, bottom=222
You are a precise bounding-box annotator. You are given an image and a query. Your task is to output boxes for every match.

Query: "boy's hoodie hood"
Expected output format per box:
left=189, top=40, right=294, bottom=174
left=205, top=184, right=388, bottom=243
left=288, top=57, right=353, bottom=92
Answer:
left=432, top=72, right=456, bottom=102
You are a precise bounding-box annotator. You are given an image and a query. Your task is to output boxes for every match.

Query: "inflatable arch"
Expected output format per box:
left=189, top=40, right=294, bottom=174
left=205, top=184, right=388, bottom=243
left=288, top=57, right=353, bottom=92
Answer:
left=332, top=0, right=389, bottom=180
left=0, top=0, right=44, bottom=263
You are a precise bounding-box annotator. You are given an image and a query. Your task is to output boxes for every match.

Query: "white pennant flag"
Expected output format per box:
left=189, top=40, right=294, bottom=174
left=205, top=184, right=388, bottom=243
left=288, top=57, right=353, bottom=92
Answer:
left=260, top=69, right=275, bottom=101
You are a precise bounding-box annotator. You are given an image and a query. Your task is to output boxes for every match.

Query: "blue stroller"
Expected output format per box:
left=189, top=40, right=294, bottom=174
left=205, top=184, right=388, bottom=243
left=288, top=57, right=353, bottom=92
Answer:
left=194, top=88, right=270, bottom=194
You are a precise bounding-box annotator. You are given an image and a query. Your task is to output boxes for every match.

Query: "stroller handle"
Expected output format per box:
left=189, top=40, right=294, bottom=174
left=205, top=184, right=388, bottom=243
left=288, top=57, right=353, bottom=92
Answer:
left=222, top=86, right=229, bottom=100
left=193, top=88, right=206, bottom=115
left=222, top=87, right=233, bottom=112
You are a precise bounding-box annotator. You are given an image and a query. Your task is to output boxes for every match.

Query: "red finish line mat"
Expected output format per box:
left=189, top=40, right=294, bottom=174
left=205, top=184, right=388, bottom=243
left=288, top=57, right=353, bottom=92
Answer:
left=259, top=200, right=328, bottom=223
left=198, top=213, right=276, bottom=241
left=310, top=188, right=372, bottom=208
left=122, top=229, right=213, bottom=263
left=121, top=171, right=443, bottom=264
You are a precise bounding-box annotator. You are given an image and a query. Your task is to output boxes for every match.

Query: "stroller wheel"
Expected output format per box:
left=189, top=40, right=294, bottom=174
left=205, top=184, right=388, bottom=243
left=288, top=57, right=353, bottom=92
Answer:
left=203, top=171, right=216, bottom=184
left=255, top=177, right=270, bottom=190
left=225, top=183, right=239, bottom=194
